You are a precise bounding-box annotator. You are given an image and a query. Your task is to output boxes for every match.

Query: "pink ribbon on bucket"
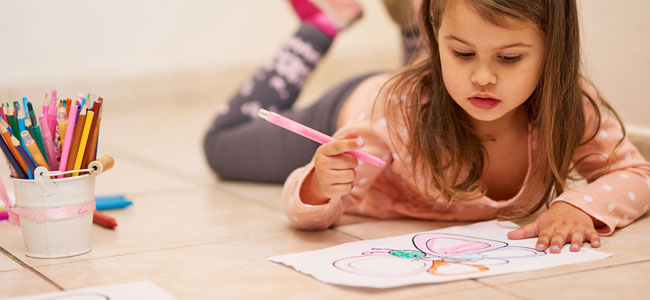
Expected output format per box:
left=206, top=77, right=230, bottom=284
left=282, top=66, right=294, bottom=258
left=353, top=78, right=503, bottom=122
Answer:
left=0, top=177, right=95, bottom=226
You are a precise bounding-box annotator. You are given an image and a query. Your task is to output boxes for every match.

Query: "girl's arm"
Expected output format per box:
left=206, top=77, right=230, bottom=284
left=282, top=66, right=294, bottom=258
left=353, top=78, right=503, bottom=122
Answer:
left=282, top=132, right=392, bottom=229
left=552, top=81, right=650, bottom=235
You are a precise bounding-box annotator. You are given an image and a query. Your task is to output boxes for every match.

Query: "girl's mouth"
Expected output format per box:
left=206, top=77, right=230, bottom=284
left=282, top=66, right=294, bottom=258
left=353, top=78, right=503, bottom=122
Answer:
left=468, top=96, right=500, bottom=109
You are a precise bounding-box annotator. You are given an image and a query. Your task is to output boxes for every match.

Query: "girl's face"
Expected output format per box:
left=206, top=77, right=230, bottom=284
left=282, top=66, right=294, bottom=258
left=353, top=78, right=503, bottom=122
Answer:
left=436, top=1, right=544, bottom=124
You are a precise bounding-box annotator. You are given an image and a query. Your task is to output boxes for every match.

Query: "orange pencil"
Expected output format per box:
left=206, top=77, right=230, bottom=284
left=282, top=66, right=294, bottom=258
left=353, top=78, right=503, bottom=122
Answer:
left=65, top=98, right=71, bottom=117
left=21, top=131, right=48, bottom=169
left=65, top=106, right=87, bottom=176
left=81, top=99, right=102, bottom=172
left=0, top=120, right=28, bottom=174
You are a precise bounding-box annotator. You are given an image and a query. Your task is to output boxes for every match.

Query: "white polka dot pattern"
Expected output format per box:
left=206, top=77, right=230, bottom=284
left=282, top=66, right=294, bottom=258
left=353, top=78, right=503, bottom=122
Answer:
left=599, top=130, right=607, bottom=138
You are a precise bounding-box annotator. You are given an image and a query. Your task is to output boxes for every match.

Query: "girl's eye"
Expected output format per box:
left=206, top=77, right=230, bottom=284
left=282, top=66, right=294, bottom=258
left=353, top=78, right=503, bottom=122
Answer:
left=498, top=55, right=522, bottom=63
left=453, top=50, right=474, bottom=59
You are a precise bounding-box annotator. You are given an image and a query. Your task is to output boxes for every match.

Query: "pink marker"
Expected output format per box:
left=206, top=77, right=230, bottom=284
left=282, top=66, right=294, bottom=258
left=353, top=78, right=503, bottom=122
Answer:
left=57, top=103, right=79, bottom=178
left=258, top=109, right=387, bottom=167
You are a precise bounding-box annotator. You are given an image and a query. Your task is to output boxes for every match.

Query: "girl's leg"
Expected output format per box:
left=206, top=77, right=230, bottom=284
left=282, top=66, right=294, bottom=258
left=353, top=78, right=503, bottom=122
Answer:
left=208, top=23, right=334, bottom=132
left=207, top=0, right=362, bottom=132
left=204, top=73, right=376, bottom=183
left=381, top=0, right=421, bottom=65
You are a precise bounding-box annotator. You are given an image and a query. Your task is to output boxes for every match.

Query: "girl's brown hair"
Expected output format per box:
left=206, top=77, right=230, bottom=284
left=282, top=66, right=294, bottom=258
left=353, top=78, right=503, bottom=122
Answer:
left=382, top=0, right=625, bottom=217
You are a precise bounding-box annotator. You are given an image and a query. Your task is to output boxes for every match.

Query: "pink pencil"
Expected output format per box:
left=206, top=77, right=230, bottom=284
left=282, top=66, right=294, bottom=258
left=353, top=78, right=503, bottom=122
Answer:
left=48, top=90, right=58, bottom=138
left=42, top=93, right=49, bottom=116
left=57, top=103, right=79, bottom=178
left=39, top=114, right=59, bottom=171
left=258, top=109, right=387, bottom=167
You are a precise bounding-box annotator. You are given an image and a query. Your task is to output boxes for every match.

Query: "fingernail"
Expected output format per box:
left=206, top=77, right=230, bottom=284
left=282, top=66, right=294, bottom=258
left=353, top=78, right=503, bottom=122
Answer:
left=356, top=138, right=364, bottom=146
left=536, top=244, right=544, bottom=248
left=551, top=245, right=560, bottom=250
left=594, top=241, right=600, bottom=246
left=571, top=244, right=579, bottom=249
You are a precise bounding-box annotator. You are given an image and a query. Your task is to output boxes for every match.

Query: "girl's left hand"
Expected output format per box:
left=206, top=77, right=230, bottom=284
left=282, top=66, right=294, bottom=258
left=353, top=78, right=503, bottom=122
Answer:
left=507, top=201, right=601, bottom=253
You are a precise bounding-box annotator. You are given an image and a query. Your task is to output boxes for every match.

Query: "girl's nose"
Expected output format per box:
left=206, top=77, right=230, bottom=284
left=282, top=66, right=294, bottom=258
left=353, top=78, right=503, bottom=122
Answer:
left=471, top=63, right=497, bottom=87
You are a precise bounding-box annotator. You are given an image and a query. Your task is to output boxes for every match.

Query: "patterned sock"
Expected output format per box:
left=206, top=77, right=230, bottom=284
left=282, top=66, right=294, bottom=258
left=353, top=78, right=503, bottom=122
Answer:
left=402, top=27, right=421, bottom=65
left=209, top=24, right=333, bottom=131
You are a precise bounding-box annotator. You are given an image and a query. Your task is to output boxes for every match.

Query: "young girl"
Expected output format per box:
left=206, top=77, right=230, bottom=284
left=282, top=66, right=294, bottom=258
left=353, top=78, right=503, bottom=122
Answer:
left=204, top=0, right=650, bottom=254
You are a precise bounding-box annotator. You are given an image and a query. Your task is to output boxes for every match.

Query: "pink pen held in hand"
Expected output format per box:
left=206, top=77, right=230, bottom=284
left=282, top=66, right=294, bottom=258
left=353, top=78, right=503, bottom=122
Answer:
left=258, top=109, right=387, bottom=168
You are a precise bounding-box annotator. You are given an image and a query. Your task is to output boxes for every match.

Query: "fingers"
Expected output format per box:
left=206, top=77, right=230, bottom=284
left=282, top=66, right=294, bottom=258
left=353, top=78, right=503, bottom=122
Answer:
left=548, top=226, right=570, bottom=254
left=535, top=226, right=553, bottom=252
left=569, top=231, right=584, bottom=252
left=507, top=222, right=539, bottom=240
left=536, top=225, right=602, bottom=254
left=313, top=134, right=364, bottom=199
left=321, top=136, right=364, bottom=157
left=587, top=229, right=601, bottom=248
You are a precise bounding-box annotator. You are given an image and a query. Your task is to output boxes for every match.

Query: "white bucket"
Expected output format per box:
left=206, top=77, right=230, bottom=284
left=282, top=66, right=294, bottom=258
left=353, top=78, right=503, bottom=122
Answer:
left=10, top=168, right=95, bottom=259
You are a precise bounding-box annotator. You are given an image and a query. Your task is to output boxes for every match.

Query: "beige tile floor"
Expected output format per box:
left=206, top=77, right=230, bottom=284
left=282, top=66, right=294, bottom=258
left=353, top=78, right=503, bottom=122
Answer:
left=1, top=80, right=650, bottom=299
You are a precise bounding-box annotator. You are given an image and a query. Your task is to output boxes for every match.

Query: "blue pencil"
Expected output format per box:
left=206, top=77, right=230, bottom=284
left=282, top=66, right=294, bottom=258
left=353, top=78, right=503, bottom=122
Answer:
left=14, top=140, right=36, bottom=179
left=0, top=136, right=26, bottom=179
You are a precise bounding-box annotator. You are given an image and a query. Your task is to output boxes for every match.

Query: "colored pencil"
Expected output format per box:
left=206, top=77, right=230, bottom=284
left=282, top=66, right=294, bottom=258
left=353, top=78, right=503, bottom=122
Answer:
left=39, top=114, right=59, bottom=171
left=13, top=137, right=36, bottom=177
left=0, top=120, right=28, bottom=176
left=0, top=135, right=26, bottom=179
left=57, top=103, right=79, bottom=178
left=65, top=106, right=87, bottom=177
left=7, top=106, right=19, bottom=139
left=14, top=102, right=25, bottom=143
left=65, top=98, right=71, bottom=118
left=25, top=118, right=48, bottom=166
left=0, top=105, right=6, bottom=124
left=72, top=110, right=94, bottom=176
left=81, top=99, right=102, bottom=171
left=48, top=90, right=57, bottom=138
left=42, top=93, right=49, bottom=116
left=21, top=131, right=48, bottom=169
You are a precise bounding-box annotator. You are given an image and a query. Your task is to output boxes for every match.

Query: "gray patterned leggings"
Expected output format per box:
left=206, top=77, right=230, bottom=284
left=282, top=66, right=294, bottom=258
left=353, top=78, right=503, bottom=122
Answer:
left=203, top=23, right=416, bottom=183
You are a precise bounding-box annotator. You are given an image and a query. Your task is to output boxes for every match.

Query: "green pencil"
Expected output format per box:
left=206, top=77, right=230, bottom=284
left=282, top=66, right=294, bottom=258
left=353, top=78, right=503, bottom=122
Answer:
left=6, top=105, right=20, bottom=142
left=26, top=102, right=48, bottom=166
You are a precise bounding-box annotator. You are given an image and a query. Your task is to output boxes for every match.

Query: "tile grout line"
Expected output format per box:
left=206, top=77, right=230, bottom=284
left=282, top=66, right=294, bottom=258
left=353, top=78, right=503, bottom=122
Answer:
left=0, top=246, right=64, bottom=291
left=332, top=229, right=364, bottom=241
left=473, top=278, right=530, bottom=300
left=481, top=257, right=650, bottom=287
left=16, top=234, right=280, bottom=269
left=100, top=143, right=205, bottom=183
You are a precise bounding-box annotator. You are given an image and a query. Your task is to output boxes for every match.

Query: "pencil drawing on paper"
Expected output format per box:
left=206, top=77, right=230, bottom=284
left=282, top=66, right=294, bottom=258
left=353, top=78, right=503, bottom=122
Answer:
left=333, top=233, right=546, bottom=277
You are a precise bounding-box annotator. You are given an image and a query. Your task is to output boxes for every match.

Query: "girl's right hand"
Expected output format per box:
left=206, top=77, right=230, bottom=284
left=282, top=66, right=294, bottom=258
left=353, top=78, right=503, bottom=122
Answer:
left=301, top=132, right=363, bottom=205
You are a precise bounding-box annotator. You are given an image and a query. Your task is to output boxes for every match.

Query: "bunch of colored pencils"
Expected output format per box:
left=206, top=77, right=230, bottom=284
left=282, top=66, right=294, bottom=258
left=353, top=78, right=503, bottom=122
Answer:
left=0, top=90, right=103, bottom=179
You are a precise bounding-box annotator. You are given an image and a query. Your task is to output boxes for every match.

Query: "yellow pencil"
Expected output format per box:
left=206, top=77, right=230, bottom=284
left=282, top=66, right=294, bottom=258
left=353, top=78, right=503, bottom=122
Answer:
left=72, top=110, right=94, bottom=176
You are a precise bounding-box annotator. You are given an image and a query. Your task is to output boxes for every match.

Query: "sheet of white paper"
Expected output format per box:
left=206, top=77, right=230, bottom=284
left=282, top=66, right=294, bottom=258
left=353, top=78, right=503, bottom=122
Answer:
left=269, top=220, right=612, bottom=288
left=8, top=281, right=178, bottom=300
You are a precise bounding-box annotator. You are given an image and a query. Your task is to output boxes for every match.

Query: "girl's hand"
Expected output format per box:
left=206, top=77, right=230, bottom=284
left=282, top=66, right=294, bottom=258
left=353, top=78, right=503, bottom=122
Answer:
left=300, top=132, right=362, bottom=205
left=507, top=202, right=601, bottom=254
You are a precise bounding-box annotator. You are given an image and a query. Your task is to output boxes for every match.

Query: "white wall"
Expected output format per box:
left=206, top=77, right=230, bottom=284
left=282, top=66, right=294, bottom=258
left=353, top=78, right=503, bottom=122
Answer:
left=1, top=0, right=648, bottom=126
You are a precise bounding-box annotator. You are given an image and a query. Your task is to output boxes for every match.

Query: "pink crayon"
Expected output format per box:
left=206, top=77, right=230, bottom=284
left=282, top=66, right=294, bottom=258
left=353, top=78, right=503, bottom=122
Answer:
left=258, top=109, right=387, bottom=167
